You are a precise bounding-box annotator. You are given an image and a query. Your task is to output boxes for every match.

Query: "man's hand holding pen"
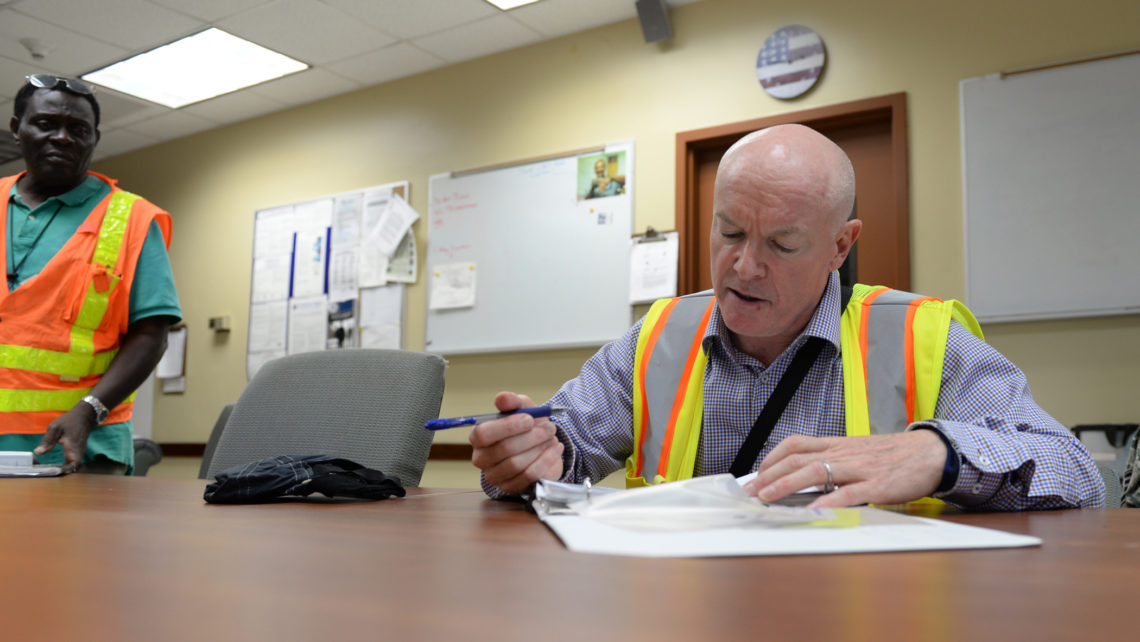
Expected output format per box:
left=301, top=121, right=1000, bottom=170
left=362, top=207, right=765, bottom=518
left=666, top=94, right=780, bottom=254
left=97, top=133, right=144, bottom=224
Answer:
left=468, top=391, right=564, bottom=495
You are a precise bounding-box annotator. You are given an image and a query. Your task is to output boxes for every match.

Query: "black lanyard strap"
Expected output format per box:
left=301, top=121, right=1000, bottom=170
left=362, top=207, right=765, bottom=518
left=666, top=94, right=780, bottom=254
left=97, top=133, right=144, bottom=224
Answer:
left=729, top=336, right=827, bottom=477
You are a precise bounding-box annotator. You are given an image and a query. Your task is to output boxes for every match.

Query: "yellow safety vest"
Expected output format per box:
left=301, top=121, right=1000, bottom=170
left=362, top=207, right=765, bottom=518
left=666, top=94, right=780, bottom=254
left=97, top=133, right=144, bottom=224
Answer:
left=626, top=284, right=984, bottom=487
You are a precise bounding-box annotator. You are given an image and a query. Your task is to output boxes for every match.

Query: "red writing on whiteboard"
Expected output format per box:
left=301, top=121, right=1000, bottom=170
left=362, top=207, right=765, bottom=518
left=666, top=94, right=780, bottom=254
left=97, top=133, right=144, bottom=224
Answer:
left=435, top=244, right=471, bottom=259
left=432, top=192, right=478, bottom=213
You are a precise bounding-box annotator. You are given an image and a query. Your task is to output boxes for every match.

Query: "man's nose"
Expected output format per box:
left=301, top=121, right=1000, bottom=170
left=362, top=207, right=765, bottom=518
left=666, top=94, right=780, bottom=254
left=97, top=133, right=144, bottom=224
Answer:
left=48, top=127, right=75, bottom=144
left=733, top=243, right=767, bottom=278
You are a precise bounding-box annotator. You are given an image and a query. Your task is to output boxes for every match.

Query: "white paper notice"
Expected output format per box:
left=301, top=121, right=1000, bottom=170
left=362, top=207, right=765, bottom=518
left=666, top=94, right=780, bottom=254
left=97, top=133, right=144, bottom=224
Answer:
left=287, top=296, right=328, bottom=354
left=329, top=247, right=359, bottom=302
left=429, top=262, right=477, bottom=310
left=332, top=194, right=363, bottom=247
left=360, top=284, right=404, bottom=349
left=373, top=194, right=420, bottom=257
left=248, top=300, right=287, bottom=352
left=156, top=326, right=187, bottom=378
left=251, top=254, right=292, bottom=302
left=253, top=205, right=296, bottom=258
left=629, top=232, right=679, bottom=303
left=292, top=226, right=328, bottom=299
left=386, top=231, right=417, bottom=284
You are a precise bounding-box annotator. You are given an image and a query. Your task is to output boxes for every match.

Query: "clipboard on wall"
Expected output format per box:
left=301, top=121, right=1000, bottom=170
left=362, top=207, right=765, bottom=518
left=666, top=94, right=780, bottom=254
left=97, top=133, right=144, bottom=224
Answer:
left=629, top=226, right=679, bottom=304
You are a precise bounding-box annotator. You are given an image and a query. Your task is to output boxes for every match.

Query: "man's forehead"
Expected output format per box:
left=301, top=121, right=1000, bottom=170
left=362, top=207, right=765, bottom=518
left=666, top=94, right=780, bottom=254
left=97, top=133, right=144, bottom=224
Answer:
left=24, top=89, right=96, bottom=120
left=715, top=210, right=806, bottom=235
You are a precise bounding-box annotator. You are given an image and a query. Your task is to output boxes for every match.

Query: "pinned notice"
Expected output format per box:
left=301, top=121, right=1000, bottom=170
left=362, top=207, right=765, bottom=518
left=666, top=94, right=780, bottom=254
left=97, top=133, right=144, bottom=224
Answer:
left=429, top=262, right=477, bottom=310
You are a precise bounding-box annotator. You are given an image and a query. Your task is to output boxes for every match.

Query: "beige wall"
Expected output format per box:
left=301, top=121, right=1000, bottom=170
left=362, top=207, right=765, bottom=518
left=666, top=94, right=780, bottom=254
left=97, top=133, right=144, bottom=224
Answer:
left=94, top=0, right=1140, bottom=446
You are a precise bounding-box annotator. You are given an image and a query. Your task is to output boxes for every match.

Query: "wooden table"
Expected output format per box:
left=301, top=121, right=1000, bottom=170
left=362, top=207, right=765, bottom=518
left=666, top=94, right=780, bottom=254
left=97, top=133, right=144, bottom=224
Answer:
left=0, top=475, right=1134, bottom=641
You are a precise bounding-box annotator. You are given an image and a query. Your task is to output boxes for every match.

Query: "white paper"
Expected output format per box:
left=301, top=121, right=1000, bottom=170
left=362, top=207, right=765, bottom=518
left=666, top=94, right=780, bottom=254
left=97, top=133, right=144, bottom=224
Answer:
left=360, top=285, right=403, bottom=349
left=359, top=249, right=389, bottom=288
left=248, top=300, right=287, bottom=352
left=372, top=194, right=420, bottom=257
left=291, top=226, right=328, bottom=298
left=253, top=205, right=296, bottom=258
left=287, top=296, right=328, bottom=354
left=629, top=232, right=678, bottom=303
left=428, top=262, right=477, bottom=310
left=535, top=474, right=1042, bottom=558
left=332, top=194, right=363, bottom=247
left=250, top=254, right=292, bottom=303
left=386, top=230, right=417, bottom=283
left=328, top=247, right=359, bottom=302
left=156, top=326, right=186, bottom=378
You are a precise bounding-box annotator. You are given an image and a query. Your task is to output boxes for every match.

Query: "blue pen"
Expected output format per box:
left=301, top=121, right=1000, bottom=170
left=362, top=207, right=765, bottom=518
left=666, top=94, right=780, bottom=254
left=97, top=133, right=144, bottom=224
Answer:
left=424, top=405, right=568, bottom=430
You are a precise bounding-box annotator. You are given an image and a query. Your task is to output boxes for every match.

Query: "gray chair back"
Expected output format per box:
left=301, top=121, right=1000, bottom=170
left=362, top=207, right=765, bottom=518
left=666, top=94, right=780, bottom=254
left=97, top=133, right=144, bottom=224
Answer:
left=198, top=403, right=235, bottom=479
left=1097, top=461, right=1123, bottom=508
left=204, top=349, right=446, bottom=486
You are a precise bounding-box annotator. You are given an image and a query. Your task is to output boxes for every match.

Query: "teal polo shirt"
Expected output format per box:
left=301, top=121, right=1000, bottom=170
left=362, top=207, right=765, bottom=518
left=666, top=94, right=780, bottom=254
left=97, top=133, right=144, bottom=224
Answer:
left=2, top=174, right=182, bottom=471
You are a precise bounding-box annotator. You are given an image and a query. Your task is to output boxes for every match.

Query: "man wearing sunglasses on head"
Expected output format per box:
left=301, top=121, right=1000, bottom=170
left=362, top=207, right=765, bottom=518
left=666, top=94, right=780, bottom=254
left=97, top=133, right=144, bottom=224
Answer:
left=2, top=74, right=181, bottom=474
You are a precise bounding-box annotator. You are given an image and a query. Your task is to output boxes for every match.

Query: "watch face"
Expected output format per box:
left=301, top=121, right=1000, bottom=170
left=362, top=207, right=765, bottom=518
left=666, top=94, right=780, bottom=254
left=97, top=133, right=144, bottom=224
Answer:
left=756, top=25, right=826, bottom=100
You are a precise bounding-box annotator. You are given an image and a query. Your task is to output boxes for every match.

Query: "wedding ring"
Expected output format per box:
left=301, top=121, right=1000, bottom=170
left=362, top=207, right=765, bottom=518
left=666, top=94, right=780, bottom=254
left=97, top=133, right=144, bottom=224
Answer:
left=821, top=460, right=836, bottom=493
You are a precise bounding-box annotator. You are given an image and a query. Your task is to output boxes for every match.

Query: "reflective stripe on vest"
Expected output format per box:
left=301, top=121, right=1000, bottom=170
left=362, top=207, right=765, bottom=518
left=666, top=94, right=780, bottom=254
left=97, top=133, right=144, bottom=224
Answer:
left=0, top=191, right=135, bottom=378
left=627, top=284, right=984, bottom=487
left=628, top=292, right=715, bottom=487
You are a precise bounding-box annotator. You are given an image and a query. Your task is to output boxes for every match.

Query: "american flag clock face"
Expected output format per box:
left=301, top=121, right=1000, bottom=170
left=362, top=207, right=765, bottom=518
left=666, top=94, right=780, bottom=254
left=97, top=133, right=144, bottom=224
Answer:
left=756, top=25, right=826, bottom=99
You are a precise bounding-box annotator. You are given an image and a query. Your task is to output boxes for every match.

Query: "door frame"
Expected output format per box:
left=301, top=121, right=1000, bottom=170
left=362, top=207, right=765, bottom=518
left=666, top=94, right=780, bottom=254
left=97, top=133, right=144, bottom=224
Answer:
left=674, top=93, right=909, bottom=294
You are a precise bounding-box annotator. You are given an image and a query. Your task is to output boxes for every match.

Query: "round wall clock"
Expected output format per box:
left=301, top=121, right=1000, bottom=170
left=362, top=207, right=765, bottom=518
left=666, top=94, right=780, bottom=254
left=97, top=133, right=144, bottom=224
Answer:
left=756, top=25, right=826, bottom=99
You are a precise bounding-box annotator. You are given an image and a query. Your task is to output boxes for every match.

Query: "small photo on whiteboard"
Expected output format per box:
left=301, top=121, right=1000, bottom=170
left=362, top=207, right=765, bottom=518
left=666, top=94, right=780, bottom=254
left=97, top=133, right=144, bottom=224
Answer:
left=578, top=151, right=628, bottom=201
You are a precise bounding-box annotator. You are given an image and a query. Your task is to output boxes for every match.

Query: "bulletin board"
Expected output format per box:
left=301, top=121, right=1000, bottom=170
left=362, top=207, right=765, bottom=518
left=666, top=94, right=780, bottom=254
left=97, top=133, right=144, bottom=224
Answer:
left=960, top=51, right=1140, bottom=322
left=425, top=142, right=634, bottom=355
left=246, top=181, right=415, bottom=380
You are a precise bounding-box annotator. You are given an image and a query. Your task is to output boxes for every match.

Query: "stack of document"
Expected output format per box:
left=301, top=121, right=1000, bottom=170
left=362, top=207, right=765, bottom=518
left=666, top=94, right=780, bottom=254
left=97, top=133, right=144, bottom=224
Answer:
left=533, top=474, right=1042, bottom=558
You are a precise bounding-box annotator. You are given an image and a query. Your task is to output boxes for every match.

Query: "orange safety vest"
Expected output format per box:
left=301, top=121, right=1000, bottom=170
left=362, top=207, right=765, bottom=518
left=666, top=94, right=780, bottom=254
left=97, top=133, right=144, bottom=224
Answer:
left=0, top=171, right=172, bottom=434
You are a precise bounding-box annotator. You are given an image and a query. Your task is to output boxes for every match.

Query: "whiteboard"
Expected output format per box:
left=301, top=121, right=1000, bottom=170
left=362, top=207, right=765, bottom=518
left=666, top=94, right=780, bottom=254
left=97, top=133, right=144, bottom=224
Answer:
left=960, top=52, right=1140, bottom=322
left=426, top=143, right=634, bottom=354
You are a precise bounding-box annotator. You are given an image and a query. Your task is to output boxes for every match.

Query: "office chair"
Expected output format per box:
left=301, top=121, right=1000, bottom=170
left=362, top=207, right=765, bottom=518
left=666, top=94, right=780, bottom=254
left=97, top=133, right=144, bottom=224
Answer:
left=1096, top=462, right=1123, bottom=508
left=132, top=438, right=163, bottom=476
left=198, top=403, right=235, bottom=480
left=204, top=350, right=446, bottom=486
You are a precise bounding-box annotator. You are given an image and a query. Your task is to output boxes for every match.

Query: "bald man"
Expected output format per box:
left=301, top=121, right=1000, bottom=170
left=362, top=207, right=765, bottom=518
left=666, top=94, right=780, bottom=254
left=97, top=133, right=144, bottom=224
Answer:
left=470, top=124, right=1103, bottom=511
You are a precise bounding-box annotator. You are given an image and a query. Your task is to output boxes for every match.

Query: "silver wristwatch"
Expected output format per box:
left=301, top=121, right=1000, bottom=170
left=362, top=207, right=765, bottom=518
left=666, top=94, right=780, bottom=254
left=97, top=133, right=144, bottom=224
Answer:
left=82, top=395, right=110, bottom=424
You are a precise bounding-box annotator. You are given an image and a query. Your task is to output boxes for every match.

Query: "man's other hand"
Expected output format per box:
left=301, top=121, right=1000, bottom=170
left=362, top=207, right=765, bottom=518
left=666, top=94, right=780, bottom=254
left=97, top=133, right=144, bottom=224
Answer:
left=742, top=431, right=946, bottom=508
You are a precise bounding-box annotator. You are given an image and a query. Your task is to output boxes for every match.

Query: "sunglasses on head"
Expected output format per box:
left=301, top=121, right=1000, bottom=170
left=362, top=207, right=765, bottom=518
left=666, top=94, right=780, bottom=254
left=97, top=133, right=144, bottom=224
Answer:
left=25, top=74, right=96, bottom=95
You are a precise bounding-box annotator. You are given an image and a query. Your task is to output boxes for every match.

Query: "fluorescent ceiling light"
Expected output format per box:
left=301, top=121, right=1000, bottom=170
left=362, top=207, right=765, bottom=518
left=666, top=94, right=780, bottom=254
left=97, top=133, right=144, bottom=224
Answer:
left=82, top=28, right=308, bottom=109
left=485, top=0, right=543, bottom=9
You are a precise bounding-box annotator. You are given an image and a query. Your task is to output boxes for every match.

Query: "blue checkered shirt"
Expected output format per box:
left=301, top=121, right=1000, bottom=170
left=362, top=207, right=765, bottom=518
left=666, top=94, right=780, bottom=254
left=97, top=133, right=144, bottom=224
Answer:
left=482, top=273, right=1104, bottom=509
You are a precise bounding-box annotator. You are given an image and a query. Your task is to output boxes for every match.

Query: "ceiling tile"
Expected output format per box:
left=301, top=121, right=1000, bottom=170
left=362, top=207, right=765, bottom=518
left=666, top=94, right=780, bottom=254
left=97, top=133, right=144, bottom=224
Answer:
left=325, top=43, right=447, bottom=86
left=123, top=111, right=217, bottom=141
left=247, top=68, right=361, bottom=107
left=182, top=90, right=288, bottom=126
left=323, top=0, right=499, bottom=39
left=0, top=55, right=32, bottom=102
left=148, top=0, right=273, bottom=23
left=91, top=127, right=160, bottom=160
left=412, top=14, right=543, bottom=63
left=218, top=0, right=397, bottom=65
left=12, top=0, right=202, bottom=52
left=95, top=87, right=168, bottom=129
left=0, top=9, right=129, bottom=75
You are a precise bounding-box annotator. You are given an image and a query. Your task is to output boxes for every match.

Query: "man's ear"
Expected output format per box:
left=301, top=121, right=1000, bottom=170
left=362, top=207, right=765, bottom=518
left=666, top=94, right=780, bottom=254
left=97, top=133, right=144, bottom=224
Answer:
left=829, top=219, right=862, bottom=272
left=10, top=115, right=21, bottom=142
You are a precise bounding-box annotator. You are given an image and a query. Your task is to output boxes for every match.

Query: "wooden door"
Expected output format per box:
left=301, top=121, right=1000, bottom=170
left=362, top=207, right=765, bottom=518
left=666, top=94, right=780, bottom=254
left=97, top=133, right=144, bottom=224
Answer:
left=675, top=93, right=910, bottom=294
